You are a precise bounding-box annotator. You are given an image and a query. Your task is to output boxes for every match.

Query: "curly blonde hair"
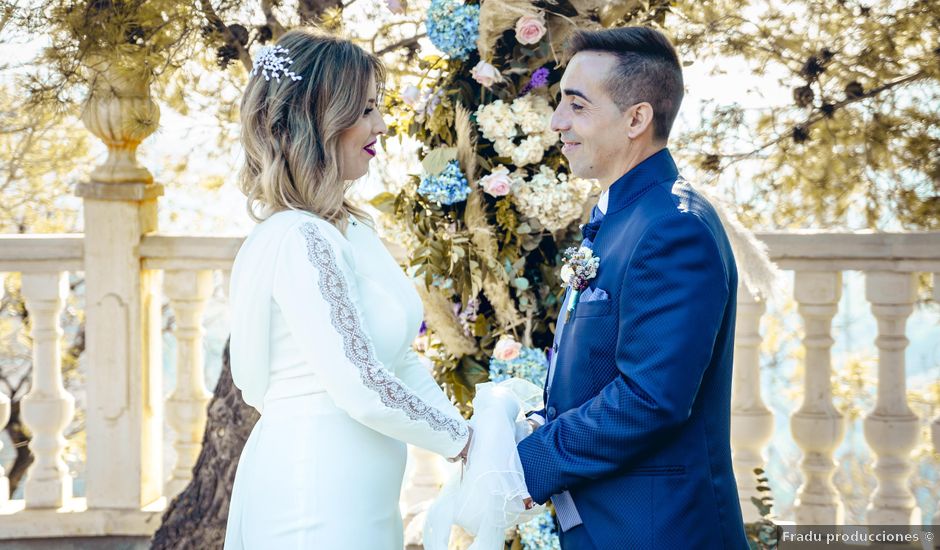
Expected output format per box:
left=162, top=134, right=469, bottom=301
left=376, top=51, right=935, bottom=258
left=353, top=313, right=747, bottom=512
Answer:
left=238, top=28, right=384, bottom=231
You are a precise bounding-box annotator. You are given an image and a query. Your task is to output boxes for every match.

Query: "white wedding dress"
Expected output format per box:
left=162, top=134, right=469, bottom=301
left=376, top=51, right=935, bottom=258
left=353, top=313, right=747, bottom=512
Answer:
left=224, top=210, right=469, bottom=550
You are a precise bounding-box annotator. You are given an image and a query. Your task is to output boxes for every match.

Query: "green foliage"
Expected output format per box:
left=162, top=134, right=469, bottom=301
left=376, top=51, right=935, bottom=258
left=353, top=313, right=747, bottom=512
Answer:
left=746, top=468, right=779, bottom=550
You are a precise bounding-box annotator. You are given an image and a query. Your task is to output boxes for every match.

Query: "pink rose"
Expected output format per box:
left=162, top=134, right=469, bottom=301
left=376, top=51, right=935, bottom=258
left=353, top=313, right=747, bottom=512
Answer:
left=471, top=61, right=501, bottom=89
left=401, top=85, right=421, bottom=107
left=515, top=13, right=546, bottom=45
left=479, top=166, right=512, bottom=197
left=385, top=0, right=406, bottom=14
left=493, top=337, right=522, bottom=361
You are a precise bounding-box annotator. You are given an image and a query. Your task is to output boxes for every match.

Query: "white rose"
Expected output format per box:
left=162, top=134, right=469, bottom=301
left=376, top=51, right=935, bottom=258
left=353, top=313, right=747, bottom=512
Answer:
left=560, top=264, right=574, bottom=285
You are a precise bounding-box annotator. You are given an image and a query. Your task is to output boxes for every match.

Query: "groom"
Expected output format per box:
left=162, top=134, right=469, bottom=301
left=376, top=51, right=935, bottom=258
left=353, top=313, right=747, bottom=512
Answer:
left=517, top=27, right=749, bottom=549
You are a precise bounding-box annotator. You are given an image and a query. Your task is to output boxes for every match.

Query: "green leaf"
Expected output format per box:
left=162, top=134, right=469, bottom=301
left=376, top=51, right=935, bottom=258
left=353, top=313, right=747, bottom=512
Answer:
left=422, top=146, right=459, bottom=176
left=368, top=191, right=397, bottom=214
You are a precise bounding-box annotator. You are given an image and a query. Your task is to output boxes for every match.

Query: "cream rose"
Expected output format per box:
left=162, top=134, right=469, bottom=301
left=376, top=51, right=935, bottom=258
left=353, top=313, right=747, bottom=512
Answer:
left=493, top=337, right=523, bottom=361
left=471, top=61, right=502, bottom=88
left=479, top=166, right=512, bottom=197
left=401, top=85, right=421, bottom=107
left=515, top=13, right=547, bottom=45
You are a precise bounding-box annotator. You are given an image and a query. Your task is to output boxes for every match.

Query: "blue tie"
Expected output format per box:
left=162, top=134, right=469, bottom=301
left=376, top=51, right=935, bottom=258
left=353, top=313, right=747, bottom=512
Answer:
left=580, top=205, right=604, bottom=243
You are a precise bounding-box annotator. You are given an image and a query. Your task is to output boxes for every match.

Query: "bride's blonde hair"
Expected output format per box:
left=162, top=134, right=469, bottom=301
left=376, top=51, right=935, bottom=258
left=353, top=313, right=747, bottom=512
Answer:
left=238, top=28, right=383, bottom=231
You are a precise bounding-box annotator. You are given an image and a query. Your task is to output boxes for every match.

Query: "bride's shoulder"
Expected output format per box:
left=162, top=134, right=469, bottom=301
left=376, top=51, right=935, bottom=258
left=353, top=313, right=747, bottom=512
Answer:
left=255, top=210, right=344, bottom=242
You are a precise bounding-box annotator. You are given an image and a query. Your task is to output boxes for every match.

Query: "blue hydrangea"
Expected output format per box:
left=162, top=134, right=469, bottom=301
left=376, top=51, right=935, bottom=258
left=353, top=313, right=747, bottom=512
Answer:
left=519, top=510, right=561, bottom=550
left=417, top=160, right=470, bottom=205
left=489, top=346, right=548, bottom=386
left=427, top=0, right=480, bottom=60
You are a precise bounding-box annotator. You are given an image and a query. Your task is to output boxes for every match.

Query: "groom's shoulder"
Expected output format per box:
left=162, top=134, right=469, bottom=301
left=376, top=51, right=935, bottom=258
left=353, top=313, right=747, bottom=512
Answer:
left=628, top=179, right=728, bottom=253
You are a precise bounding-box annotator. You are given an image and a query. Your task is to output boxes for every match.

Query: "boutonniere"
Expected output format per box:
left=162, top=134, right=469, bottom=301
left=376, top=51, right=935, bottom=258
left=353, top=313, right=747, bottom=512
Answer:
left=560, top=246, right=600, bottom=321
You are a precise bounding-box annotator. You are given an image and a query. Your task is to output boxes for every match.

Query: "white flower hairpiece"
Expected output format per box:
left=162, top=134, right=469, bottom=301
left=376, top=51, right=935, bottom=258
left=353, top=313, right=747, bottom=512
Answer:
left=250, top=45, right=303, bottom=83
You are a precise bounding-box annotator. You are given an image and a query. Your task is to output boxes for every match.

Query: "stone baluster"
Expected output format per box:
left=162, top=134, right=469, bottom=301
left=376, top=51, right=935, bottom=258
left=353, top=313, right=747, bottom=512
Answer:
left=164, top=270, right=213, bottom=497
left=401, top=445, right=448, bottom=546
left=791, top=271, right=845, bottom=525
left=934, top=275, right=940, bottom=527
left=863, top=271, right=920, bottom=524
left=77, top=60, right=164, bottom=509
left=0, top=390, right=9, bottom=503
left=20, top=272, right=74, bottom=508
left=933, top=412, right=940, bottom=526
left=730, top=284, right=774, bottom=522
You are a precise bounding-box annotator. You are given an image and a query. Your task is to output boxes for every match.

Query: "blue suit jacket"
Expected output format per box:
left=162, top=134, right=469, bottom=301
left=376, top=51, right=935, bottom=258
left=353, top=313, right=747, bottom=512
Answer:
left=518, top=149, right=749, bottom=549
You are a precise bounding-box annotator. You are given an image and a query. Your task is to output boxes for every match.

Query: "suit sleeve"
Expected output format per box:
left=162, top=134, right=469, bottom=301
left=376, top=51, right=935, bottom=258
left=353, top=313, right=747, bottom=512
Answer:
left=272, top=220, right=470, bottom=459
left=517, top=213, right=729, bottom=503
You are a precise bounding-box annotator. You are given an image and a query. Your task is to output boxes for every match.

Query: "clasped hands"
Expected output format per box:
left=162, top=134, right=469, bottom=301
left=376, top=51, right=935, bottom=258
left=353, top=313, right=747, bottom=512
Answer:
left=446, top=423, right=537, bottom=510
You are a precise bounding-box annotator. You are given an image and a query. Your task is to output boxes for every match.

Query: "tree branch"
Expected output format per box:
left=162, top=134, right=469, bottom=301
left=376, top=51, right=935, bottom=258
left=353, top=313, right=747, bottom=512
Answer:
left=375, top=33, right=426, bottom=56
left=261, top=0, right=287, bottom=41
left=719, top=71, right=929, bottom=166
left=198, top=0, right=252, bottom=72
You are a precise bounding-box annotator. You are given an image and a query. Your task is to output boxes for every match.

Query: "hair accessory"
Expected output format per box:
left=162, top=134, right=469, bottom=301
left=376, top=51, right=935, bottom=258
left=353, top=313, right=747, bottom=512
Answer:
left=250, top=45, right=303, bottom=83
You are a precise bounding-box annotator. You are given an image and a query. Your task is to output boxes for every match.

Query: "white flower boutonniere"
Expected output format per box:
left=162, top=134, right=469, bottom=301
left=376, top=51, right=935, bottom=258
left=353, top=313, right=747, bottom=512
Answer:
left=560, top=246, right=600, bottom=321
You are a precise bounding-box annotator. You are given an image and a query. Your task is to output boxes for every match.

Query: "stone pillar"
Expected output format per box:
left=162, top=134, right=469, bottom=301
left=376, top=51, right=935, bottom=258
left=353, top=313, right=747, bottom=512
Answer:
left=20, top=272, right=74, bottom=508
left=77, top=64, right=164, bottom=509
left=0, top=389, right=10, bottom=503
left=863, top=271, right=920, bottom=525
left=791, top=271, right=845, bottom=525
left=932, top=413, right=940, bottom=526
left=164, top=269, right=213, bottom=498
left=730, top=284, right=774, bottom=522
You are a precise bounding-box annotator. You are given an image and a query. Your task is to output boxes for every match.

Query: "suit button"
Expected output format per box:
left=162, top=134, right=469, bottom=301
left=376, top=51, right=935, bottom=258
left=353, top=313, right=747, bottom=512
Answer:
left=547, top=407, right=557, bottom=419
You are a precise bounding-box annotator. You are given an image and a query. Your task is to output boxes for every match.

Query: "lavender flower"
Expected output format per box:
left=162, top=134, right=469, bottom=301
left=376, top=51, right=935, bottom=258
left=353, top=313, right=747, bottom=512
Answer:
left=520, top=67, right=550, bottom=96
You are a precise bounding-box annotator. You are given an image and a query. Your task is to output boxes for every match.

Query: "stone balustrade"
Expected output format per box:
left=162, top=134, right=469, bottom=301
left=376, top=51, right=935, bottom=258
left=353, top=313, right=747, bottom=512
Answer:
left=0, top=231, right=937, bottom=542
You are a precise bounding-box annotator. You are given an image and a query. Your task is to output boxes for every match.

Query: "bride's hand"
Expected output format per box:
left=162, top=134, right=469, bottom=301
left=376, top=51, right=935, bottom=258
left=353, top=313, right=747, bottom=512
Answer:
left=448, top=425, right=473, bottom=463
left=523, top=497, right=534, bottom=510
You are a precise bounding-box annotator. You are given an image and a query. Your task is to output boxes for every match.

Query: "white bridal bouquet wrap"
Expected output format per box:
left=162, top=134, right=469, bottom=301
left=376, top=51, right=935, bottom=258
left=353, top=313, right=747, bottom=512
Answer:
left=424, top=378, right=546, bottom=549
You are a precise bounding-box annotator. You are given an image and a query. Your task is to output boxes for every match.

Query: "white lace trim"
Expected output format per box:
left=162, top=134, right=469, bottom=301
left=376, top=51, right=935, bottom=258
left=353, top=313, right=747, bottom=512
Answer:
left=300, top=222, right=468, bottom=442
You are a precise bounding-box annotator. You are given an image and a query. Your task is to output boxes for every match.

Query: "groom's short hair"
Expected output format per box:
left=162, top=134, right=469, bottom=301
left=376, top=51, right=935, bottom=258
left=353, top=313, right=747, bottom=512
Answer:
left=567, top=26, right=684, bottom=142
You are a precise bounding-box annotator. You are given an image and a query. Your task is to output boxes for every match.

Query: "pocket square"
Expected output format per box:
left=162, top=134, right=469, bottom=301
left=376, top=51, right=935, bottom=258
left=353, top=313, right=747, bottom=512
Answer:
left=579, top=287, right=608, bottom=302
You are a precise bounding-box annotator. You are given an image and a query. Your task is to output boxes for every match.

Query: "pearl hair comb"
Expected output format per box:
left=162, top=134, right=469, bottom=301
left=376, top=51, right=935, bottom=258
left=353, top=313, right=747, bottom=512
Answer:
left=250, top=45, right=303, bottom=83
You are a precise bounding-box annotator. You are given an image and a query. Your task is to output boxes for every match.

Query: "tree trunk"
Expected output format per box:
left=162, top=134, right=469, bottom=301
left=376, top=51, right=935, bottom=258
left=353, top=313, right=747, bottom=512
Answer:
left=150, top=338, right=259, bottom=549
left=5, top=400, right=34, bottom=494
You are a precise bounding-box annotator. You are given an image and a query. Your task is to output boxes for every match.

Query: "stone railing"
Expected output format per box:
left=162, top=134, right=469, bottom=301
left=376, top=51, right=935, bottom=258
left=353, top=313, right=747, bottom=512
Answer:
left=730, top=232, right=940, bottom=526
left=0, top=230, right=938, bottom=541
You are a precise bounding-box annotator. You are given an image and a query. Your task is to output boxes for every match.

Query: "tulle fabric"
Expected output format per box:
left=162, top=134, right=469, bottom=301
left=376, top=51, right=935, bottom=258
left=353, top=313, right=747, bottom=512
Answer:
left=424, top=379, right=546, bottom=549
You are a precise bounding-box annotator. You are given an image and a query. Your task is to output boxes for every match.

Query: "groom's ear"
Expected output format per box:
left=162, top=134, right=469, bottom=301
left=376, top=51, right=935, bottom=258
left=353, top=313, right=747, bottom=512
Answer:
left=625, top=102, right=655, bottom=140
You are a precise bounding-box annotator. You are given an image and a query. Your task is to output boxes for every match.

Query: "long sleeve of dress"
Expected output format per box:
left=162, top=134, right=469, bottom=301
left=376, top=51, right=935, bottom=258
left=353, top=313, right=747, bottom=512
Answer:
left=395, top=348, right=462, bottom=416
left=271, top=219, right=469, bottom=459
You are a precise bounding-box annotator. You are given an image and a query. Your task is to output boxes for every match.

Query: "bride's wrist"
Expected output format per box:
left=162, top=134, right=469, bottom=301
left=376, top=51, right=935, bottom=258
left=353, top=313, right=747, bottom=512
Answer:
left=448, top=425, right=473, bottom=463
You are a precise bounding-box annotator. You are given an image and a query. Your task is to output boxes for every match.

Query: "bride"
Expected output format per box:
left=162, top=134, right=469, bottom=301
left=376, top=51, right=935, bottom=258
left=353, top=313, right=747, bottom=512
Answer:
left=224, top=29, right=473, bottom=549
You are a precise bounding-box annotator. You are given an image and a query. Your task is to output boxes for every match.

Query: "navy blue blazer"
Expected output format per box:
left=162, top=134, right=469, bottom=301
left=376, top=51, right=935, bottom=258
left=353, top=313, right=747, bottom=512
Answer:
left=518, top=149, right=749, bottom=549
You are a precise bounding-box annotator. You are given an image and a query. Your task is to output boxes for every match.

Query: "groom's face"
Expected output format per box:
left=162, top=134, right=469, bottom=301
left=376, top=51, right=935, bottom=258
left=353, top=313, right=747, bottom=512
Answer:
left=551, top=52, right=634, bottom=185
